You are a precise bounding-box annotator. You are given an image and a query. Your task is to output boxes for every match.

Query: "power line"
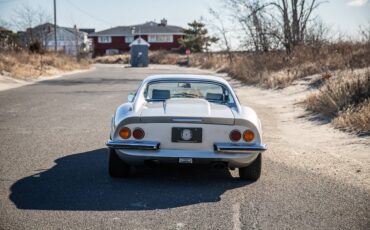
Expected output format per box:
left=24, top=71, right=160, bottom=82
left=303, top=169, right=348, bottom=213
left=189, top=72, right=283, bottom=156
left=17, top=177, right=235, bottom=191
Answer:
left=64, top=0, right=114, bottom=27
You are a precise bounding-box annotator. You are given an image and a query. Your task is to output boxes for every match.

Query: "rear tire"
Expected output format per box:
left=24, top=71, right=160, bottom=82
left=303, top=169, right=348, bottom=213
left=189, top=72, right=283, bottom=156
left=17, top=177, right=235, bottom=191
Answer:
left=239, top=154, right=262, bottom=181
left=108, top=148, right=130, bottom=178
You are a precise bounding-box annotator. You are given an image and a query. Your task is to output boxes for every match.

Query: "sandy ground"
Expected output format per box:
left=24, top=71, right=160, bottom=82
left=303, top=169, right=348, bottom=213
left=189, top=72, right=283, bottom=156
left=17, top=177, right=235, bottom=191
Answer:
left=225, top=75, right=370, bottom=190
left=0, top=68, right=93, bottom=92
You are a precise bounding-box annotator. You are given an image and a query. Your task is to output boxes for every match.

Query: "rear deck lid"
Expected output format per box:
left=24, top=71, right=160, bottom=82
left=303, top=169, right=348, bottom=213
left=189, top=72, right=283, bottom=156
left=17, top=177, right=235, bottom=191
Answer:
left=140, top=98, right=234, bottom=125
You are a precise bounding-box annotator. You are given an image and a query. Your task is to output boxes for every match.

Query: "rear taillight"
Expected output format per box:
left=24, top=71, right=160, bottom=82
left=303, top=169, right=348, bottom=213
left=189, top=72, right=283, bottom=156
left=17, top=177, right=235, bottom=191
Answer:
left=229, top=130, right=241, bottom=142
left=243, top=130, right=254, bottom=142
left=133, top=128, right=145, bottom=139
left=119, top=127, right=131, bottom=139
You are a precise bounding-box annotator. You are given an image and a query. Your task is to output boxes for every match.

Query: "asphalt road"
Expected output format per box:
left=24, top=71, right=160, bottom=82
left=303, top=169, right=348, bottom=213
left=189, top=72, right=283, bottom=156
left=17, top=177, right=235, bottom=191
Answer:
left=0, top=64, right=369, bottom=230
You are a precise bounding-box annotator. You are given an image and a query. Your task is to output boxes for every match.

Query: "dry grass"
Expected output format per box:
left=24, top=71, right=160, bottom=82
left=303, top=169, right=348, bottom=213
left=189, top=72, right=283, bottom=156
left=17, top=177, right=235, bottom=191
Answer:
left=305, top=70, right=370, bottom=134
left=0, top=51, right=90, bottom=80
left=149, top=50, right=183, bottom=65
left=187, top=42, right=370, bottom=89
left=94, top=54, right=130, bottom=64
left=333, top=99, right=370, bottom=135
left=93, top=51, right=183, bottom=65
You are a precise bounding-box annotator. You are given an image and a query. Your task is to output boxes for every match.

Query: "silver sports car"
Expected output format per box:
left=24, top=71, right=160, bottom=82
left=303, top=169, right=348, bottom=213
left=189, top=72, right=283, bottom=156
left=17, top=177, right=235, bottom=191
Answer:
left=106, top=75, right=267, bottom=180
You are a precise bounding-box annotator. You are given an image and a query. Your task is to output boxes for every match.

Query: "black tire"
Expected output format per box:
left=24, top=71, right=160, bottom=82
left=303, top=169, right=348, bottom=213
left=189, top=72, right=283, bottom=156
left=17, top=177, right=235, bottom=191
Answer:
left=239, top=154, right=262, bottom=181
left=108, top=148, right=130, bottom=178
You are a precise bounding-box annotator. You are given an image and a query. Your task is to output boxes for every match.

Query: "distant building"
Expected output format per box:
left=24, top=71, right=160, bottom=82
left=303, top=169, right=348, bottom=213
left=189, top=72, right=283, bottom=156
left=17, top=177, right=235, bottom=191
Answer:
left=89, top=19, right=184, bottom=57
left=19, top=23, right=92, bottom=55
left=79, top=28, right=95, bottom=34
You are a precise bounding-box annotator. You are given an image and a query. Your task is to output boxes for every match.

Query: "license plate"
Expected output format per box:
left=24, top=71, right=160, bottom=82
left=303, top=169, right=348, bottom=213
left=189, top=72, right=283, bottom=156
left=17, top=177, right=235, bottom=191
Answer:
left=179, top=158, right=193, bottom=164
left=172, top=127, right=202, bottom=143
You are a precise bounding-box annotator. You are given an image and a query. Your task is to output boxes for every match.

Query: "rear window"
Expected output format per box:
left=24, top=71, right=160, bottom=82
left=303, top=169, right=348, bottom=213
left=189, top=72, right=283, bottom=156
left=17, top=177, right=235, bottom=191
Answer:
left=144, top=81, right=235, bottom=105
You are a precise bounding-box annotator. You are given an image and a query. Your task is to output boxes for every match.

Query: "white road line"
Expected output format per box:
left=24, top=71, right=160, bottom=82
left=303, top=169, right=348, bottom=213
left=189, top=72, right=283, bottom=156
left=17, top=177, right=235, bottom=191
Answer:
left=232, top=202, right=242, bottom=230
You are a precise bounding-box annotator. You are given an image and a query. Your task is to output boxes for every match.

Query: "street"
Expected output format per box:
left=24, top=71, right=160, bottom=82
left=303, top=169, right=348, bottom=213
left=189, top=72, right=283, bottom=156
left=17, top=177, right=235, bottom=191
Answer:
left=0, top=64, right=369, bottom=229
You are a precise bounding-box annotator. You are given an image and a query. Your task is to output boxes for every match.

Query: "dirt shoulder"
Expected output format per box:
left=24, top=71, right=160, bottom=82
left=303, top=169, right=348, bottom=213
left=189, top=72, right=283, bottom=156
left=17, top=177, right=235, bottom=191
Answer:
left=225, top=74, right=370, bottom=190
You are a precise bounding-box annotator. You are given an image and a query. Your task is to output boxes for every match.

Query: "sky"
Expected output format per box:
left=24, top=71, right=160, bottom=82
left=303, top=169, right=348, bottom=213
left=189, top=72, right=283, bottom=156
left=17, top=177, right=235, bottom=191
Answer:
left=0, top=0, right=369, bottom=43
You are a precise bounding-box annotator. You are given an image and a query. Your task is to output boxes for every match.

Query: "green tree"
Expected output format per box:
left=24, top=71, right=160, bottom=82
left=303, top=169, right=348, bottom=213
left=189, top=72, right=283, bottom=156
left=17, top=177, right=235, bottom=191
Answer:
left=179, top=20, right=218, bottom=52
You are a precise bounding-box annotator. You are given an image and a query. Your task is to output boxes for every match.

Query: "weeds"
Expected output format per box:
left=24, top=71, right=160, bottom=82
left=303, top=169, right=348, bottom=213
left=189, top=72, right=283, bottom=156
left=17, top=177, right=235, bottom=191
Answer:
left=305, top=70, right=370, bottom=134
left=0, top=51, right=90, bottom=80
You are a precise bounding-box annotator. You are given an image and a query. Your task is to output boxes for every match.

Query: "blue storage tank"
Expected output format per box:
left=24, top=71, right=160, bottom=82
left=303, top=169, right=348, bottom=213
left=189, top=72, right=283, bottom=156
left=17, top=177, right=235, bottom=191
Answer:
left=130, top=37, right=150, bottom=67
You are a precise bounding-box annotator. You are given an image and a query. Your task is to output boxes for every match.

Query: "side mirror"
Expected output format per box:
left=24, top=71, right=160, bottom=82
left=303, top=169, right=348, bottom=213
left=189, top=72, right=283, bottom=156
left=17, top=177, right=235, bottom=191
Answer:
left=128, top=92, right=135, bottom=102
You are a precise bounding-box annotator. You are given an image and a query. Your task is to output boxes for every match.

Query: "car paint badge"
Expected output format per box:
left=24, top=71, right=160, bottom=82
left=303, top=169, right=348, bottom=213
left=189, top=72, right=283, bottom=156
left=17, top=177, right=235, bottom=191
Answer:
left=181, top=129, right=192, bottom=141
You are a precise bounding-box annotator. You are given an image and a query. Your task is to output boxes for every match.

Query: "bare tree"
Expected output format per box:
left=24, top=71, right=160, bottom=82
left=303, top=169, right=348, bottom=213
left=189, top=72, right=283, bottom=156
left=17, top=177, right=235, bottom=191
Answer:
left=271, top=0, right=325, bottom=52
left=304, top=18, right=329, bottom=47
left=359, top=22, right=370, bottom=42
left=208, top=8, right=234, bottom=63
left=218, top=0, right=325, bottom=52
left=12, top=4, right=51, bottom=47
left=224, top=0, right=276, bottom=52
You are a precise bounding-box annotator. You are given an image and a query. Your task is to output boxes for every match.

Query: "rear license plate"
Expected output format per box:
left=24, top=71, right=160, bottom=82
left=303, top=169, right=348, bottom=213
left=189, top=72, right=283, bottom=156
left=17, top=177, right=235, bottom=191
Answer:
left=172, top=127, right=202, bottom=143
left=179, top=158, right=193, bottom=164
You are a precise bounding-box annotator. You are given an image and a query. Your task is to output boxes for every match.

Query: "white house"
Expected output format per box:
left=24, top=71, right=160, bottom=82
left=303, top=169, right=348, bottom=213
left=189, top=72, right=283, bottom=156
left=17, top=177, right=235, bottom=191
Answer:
left=21, top=23, right=92, bottom=56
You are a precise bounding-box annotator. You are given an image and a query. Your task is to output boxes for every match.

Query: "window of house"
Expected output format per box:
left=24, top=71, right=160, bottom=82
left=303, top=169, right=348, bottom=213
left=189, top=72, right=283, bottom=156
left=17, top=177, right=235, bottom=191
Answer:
left=148, top=34, right=173, bottom=43
left=105, top=49, right=119, bottom=55
left=125, top=36, right=134, bottom=43
left=98, top=36, right=111, bottom=43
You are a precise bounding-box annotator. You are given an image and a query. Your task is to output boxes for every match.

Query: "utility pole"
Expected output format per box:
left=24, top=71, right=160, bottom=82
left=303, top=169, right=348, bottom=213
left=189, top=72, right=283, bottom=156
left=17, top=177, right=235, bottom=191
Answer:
left=53, top=0, right=57, bottom=51
left=74, top=24, right=79, bottom=60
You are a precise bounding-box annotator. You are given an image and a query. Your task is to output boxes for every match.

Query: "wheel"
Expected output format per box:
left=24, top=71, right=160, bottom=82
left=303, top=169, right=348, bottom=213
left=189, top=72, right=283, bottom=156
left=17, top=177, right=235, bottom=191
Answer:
left=108, top=148, right=130, bottom=177
left=239, top=154, right=262, bottom=181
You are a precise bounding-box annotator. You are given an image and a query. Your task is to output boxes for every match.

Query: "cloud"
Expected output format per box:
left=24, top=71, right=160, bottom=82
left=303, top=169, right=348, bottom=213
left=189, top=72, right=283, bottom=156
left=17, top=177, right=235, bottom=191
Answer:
left=347, top=0, right=368, bottom=6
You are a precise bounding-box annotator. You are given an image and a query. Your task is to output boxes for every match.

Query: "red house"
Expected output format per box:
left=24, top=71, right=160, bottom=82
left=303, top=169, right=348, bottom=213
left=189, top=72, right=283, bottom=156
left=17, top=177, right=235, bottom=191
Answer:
left=89, top=19, right=184, bottom=57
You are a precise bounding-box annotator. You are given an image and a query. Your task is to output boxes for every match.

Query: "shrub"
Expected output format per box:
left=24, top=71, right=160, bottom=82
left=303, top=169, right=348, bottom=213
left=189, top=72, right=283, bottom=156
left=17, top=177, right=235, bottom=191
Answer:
left=94, top=54, right=130, bottom=64
left=333, top=99, right=370, bottom=135
left=149, top=50, right=182, bottom=65
left=305, top=71, right=370, bottom=117
left=29, top=41, right=44, bottom=54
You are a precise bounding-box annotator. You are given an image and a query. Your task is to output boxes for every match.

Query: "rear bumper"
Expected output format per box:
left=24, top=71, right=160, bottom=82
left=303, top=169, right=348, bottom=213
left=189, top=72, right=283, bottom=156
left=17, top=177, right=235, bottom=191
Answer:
left=214, top=143, right=267, bottom=153
left=106, top=140, right=267, bottom=167
left=106, top=140, right=160, bottom=150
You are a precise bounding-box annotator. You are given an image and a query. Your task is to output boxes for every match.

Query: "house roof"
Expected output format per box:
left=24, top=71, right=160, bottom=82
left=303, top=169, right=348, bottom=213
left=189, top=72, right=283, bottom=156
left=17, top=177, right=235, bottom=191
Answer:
left=26, top=23, right=87, bottom=36
left=89, top=21, right=184, bottom=37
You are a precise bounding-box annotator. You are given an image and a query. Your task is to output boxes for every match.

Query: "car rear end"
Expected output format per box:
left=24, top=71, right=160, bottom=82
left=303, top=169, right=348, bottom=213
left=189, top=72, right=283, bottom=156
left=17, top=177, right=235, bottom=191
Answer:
left=107, top=117, right=266, bottom=168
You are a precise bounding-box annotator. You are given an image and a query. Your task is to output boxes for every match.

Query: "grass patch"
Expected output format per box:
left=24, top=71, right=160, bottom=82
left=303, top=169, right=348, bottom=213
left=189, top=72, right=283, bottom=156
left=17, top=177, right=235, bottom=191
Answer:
left=333, top=99, right=370, bottom=135
left=0, top=51, right=90, bottom=80
left=94, top=54, right=130, bottom=64
left=305, top=70, right=370, bottom=134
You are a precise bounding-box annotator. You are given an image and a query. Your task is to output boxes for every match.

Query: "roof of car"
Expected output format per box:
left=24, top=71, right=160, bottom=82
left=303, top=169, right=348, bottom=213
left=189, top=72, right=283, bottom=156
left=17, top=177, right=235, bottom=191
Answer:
left=144, top=74, right=229, bottom=85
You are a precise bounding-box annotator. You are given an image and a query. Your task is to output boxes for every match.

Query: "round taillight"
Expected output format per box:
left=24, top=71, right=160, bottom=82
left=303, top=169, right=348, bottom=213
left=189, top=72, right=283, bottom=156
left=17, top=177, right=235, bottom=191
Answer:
left=119, top=127, right=131, bottom=139
left=229, top=130, right=241, bottom=142
left=243, top=130, right=254, bottom=142
left=133, top=128, right=145, bottom=140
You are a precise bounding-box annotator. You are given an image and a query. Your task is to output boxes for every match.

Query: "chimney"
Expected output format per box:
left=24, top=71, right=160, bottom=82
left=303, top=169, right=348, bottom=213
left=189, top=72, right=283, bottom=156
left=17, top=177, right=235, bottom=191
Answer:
left=160, top=18, right=167, bottom=26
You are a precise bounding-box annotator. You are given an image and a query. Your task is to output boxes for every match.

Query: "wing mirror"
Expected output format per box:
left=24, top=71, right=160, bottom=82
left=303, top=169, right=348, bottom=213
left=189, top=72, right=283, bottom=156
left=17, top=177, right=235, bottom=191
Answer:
left=128, top=92, right=135, bottom=102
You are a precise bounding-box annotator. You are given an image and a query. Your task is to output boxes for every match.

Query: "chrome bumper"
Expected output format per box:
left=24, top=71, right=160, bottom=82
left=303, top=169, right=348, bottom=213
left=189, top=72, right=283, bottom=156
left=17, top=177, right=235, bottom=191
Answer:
left=214, top=143, right=267, bottom=153
left=106, top=140, right=160, bottom=150
left=107, top=140, right=266, bottom=153
left=108, top=141, right=266, bottom=167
